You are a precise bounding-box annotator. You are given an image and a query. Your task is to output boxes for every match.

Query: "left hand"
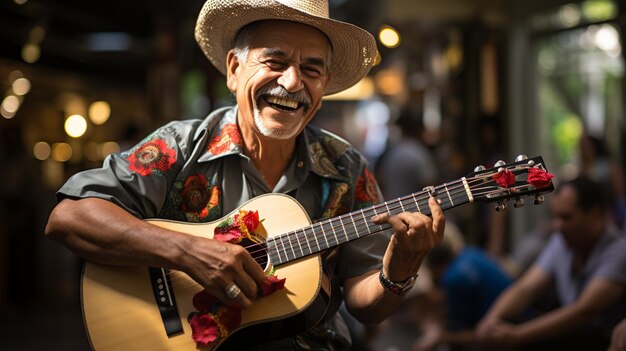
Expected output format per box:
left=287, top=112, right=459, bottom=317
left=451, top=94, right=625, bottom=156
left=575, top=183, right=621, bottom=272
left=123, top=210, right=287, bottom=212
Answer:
left=372, top=196, right=445, bottom=281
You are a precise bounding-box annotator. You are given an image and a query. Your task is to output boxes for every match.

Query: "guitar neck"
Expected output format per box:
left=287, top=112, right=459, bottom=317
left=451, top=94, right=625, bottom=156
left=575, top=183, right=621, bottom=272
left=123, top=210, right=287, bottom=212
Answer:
left=267, top=178, right=473, bottom=266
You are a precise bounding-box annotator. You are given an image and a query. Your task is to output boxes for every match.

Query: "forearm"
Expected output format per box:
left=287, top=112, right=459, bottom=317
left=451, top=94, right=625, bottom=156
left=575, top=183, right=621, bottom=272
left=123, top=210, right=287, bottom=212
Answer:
left=483, top=285, right=536, bottom=322
left=45, top=197, right=189, bottom=269
left=343, top=269, right=408, bottom=325
left=514, top=303, right=593, bottom=342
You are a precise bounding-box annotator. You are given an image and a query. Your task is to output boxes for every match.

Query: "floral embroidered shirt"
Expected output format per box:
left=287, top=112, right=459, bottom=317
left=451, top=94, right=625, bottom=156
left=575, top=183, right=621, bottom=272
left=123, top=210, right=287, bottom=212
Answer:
left=57, top=106, right=388, bottom=349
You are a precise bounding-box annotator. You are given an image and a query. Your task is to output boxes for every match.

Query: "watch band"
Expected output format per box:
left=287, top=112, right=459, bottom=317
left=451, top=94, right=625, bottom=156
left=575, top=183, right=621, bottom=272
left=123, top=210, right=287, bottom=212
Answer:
left=378, top=269, right=418, bottom=296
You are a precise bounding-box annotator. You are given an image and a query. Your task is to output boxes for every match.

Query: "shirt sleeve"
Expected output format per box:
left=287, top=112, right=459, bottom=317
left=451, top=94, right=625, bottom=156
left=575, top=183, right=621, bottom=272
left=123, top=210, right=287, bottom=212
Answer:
left=590, top=235, right=626, bottom=284
left=56, top=121, right=195, bottom=219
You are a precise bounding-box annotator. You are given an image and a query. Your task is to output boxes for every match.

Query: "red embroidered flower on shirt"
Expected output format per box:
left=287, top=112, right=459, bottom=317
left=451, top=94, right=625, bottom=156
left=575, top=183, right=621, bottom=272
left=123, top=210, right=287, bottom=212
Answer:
left=127, top=139, right=176, bottom=176
left=207, top=124, right=242, bottom=156
left=355, top=168, right=380, bottom=203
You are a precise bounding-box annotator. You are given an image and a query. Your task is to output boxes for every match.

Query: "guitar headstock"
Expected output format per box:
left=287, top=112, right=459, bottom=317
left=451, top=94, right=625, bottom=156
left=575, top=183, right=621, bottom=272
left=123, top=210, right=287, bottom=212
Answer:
left=467, top=155, right=555, bottom=211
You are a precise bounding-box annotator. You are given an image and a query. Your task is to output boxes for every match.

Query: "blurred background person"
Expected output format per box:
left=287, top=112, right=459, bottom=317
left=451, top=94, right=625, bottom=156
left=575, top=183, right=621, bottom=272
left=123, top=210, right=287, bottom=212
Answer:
left=476, top=176, right=626, bottom=351
left=375, top=106, right=439, bottom=201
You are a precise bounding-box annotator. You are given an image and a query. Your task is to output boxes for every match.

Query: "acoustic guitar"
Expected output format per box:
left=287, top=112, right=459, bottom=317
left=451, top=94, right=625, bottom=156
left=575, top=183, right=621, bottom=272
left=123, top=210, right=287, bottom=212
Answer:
left=81, top=155, right=554, bottom=350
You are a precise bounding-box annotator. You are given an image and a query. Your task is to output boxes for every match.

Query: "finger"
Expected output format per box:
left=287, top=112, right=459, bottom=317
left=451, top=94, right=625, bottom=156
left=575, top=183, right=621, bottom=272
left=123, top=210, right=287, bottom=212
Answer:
left=428, top=196, right=445, bottom=240
left=371, top=212, right=390, bottom=224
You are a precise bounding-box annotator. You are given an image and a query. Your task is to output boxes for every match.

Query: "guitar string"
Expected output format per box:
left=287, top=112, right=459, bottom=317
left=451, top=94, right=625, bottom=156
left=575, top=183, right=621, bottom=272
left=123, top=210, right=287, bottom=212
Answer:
left=263, top=175, right=497, bottom=259
left=156, top=174, right=528, bottom=289
left=160, top=179, right=495, bottom=288
left=161, top=186, right=501, bottom=291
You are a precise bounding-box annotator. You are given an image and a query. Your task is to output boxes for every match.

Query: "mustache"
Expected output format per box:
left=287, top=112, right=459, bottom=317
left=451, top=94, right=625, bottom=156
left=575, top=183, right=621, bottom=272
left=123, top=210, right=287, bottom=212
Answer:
left=255, top=83, right=312, bottom=107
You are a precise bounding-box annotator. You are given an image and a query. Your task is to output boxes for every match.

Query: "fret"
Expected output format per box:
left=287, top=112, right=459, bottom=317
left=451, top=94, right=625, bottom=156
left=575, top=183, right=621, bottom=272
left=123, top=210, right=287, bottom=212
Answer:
left=301, top=228, right=312, bottom=255
left=413, top=193, right=422, bottom=213
left=309, top=226, right=321, bottom=252
left=319, top=222, right=330, bottom=250
left=398, top=198, right=405, bottom=212
left=328, top=220, right=339, bottom=246
left=278, top=235, right=290, bottom=261
left=444, top=182, right=454, bottom=207
left=338, top=216, right=349, bottom=242
left=267, top=239, right=282, bottom=265
left=348, top=212, right=360, bottom=239
left=286, top=232, right=296, bottom=260
left=371, top=206, right=384, bottom=232
left=360, top=209, right=372, bottom=234
left=293, top=227, right=305, bottom=257
left=384, top=201, right=391, bottom=215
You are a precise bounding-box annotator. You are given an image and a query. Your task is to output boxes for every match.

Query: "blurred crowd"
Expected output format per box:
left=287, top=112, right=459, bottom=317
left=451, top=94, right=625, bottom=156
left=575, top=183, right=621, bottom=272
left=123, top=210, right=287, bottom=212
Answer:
left=344, top=106, right=626, bottom=351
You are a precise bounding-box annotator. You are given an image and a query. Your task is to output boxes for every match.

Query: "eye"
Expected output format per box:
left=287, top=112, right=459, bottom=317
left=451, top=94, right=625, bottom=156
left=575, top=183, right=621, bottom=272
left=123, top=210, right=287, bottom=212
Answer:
left=264, top=60, right=286, bottom=70
left=302, top=66, right=323, bottom=78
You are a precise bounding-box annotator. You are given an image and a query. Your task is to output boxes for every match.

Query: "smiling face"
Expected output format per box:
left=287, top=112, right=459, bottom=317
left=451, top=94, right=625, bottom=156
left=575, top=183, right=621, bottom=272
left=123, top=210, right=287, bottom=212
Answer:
left=226, top=20, right=331, bottom=141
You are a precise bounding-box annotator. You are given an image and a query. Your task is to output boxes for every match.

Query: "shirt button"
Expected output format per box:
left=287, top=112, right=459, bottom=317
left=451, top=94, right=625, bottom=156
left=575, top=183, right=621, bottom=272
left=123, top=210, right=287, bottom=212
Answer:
left=297, top=161, right=304, bottom=168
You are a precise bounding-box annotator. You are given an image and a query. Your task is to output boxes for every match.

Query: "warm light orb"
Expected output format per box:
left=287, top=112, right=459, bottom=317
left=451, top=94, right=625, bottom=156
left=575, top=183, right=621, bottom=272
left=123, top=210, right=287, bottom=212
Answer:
left=379, top=26, right=401, bottom=49
left=33, top=141, right=51, bottom=160
left=65, top=114, right=88, bottom=138
left=21, top=43, right=41, bottom=63
left=2, top=95, right=20, bottom=113
left=12, top=77, right=31, bottom=96
left=88, top=101, right=111, bottom=125
left=52, top=143, right=73, bottom=162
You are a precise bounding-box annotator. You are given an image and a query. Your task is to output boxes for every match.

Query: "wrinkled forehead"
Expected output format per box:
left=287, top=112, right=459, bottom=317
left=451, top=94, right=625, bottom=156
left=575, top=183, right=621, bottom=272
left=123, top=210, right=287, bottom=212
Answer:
left=238, top=20, right=332, bottom=63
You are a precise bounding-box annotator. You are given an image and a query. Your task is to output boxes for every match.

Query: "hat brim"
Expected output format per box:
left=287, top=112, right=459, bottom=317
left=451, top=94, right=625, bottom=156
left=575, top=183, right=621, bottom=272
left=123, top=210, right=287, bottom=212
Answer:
left=195, top=0, right=377, bottom=95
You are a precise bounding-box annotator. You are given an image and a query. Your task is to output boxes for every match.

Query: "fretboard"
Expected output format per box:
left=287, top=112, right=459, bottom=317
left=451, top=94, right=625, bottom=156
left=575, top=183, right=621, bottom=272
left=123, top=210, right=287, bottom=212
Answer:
left=266, top=178, right=473, bottom=266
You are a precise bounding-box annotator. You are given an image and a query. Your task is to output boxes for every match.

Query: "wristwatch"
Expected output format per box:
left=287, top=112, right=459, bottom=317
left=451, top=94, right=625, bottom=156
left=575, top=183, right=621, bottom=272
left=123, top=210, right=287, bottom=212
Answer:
left=378, top=269, right=418, bottom=296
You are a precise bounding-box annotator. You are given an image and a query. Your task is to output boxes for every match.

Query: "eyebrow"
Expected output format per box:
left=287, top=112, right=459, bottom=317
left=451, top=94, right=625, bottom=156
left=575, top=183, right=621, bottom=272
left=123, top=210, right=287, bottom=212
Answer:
left=260, top=48, right=326, bottom=68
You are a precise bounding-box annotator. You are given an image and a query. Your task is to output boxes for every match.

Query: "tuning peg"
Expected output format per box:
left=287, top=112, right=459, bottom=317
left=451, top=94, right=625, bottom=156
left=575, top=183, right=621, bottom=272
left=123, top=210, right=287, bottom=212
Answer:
left=474, top=165, right=486, bottom=172
left=514, top=198, right=525, bottom=208
left=534, top=194, right=545, bottom=205
left=494, top=160, right=506, bottom=167
left=495, top=201, right=507, bottom=212
left=515, top=155, right=528, bottom=162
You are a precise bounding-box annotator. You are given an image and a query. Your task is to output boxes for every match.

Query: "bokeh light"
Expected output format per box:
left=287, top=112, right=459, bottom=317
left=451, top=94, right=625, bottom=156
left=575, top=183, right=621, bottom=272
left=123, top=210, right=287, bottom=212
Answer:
left=64, top=114, right=88, bottom=138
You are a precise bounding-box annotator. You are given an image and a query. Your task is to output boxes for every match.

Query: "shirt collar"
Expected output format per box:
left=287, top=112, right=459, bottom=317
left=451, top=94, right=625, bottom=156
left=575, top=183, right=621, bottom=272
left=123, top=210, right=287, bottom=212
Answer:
left=197, top=105, right=349, bottom=182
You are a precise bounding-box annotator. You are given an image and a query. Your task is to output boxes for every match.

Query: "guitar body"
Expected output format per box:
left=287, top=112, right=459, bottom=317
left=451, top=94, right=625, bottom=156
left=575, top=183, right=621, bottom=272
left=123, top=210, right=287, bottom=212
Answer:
left=81, top=194, right=329, bottom=350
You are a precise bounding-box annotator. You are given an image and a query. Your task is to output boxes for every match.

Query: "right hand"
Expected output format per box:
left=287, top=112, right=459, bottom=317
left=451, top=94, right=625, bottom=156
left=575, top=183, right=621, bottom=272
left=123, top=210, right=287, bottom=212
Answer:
left=181, top=236, right=268, bottom=307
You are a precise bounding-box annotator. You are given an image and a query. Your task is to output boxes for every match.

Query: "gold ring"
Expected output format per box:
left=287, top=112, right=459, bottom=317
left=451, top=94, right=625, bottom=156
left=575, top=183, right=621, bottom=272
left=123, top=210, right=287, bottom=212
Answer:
left=225, top=283, right=241, bottom=299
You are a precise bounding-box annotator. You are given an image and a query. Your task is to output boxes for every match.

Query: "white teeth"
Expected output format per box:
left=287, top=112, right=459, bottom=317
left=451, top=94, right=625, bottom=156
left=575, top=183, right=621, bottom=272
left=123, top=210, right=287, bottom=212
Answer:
left=266, top=96, right=299, bottom=109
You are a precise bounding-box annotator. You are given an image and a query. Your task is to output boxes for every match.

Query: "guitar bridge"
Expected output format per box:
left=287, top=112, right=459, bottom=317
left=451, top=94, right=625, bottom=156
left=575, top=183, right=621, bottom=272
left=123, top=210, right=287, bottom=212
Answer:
left=149, top=267, right=183, bottom=337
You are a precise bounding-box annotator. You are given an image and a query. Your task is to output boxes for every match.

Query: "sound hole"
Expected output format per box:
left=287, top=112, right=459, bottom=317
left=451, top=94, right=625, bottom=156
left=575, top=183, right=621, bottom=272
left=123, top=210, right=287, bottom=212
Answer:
left=242, top=238, right=269, bottom=270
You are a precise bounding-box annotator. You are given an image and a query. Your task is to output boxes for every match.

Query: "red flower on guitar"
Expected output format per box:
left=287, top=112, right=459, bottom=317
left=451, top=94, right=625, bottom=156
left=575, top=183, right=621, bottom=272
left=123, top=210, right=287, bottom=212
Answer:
left=189, top=209, right=285, bottom=347
left=493, top=169, right=515, bottom=188
left=527, top=167, right=555, bottom=189
left=127, top=139, right=176, bottom=176
left=214, top=210, right=260, bottom=243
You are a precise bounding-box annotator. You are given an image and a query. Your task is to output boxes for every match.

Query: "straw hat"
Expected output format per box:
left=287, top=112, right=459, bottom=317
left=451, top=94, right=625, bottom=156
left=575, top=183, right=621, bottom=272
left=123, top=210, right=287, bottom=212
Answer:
left=194, top=0, right=378, bottom=95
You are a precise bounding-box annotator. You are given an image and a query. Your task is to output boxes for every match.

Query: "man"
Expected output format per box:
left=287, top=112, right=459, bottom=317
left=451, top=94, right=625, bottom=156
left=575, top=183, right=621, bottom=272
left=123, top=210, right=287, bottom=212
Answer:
left=45, top=1, right=445, bottom=350
left=476, top=177, right=626, bottom=350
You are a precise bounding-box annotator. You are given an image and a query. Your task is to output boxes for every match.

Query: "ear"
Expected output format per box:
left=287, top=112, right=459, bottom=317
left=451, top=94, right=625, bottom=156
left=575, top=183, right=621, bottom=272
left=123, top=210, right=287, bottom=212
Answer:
left=226, top=50, right=241, bottom=93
